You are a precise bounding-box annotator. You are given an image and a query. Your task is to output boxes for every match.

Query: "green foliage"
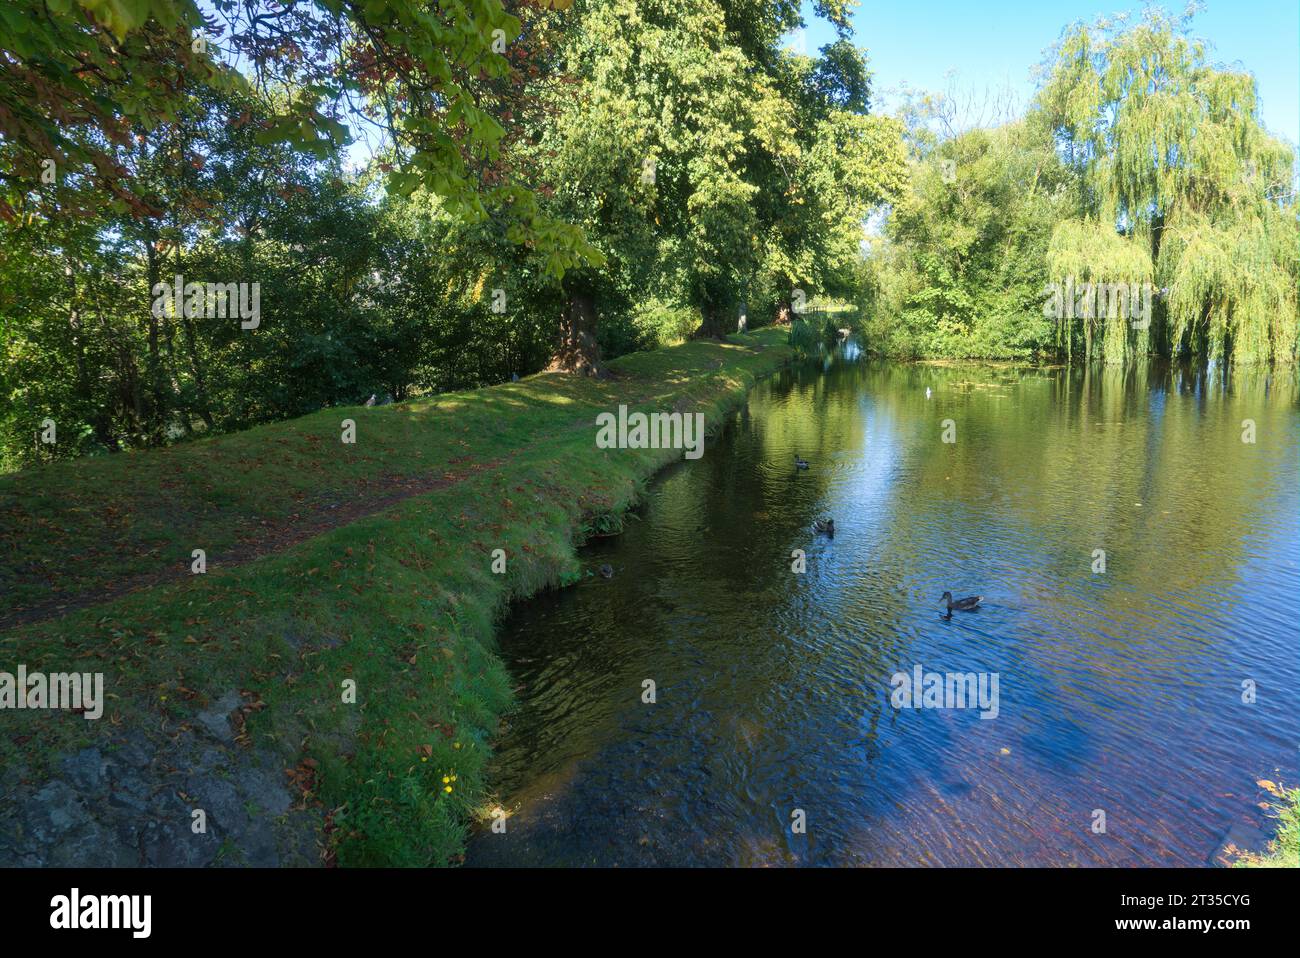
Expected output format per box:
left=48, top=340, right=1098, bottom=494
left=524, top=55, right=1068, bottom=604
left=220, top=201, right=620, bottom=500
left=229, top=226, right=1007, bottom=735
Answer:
left=1038, top=7, right=1298, bottom=363
left=786, top=317, right=819, bottom=356
left=580, top=510, right=627, bottom=540
left=862, top=7, right=1298, bottom=365
left=0, top=0, right=592, bottom=269
left=1045, top=217, right=1154, bottom=363
left=0, top=0, right=906, bottom=467
left=545, top=0, right=764, bottom=326
left=0, top=0, right=227, bottom=219
left=866, top=118, right=1069, bottom=359
left=523, top=0, right=902, bottom=343
left=1234, top=784, right=1300, bottom=868
left=1159, top=206, right=1298, bottom=364
left=630, top=299, right=702, bottom=348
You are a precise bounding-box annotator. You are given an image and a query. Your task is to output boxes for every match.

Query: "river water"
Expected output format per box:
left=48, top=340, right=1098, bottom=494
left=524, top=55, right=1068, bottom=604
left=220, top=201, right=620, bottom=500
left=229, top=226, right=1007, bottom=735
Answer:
left=467, top=347, right=1300, bottom=866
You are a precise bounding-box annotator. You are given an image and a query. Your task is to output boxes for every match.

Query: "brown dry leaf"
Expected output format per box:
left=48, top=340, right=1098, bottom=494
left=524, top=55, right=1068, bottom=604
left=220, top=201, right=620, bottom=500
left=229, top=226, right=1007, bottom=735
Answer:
left=1257, top=779, right=1285, bottom=797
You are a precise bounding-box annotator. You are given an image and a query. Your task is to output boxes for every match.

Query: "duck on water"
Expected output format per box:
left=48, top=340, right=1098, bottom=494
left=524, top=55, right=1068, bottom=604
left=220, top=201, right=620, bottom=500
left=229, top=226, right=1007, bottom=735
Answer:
left=941, top=591, right=982, bottom=618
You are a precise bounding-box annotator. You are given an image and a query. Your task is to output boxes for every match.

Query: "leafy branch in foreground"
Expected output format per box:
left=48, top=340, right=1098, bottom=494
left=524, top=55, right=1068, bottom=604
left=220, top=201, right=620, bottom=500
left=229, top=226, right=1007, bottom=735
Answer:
left=0, top=0, right=596, bottom=272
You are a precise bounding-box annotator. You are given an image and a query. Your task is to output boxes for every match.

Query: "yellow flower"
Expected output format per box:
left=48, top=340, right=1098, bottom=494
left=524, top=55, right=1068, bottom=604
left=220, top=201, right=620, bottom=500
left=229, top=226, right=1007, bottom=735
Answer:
left=442, top=775, right=450, bottom=784
left=444, top=785, right=453, bottom=793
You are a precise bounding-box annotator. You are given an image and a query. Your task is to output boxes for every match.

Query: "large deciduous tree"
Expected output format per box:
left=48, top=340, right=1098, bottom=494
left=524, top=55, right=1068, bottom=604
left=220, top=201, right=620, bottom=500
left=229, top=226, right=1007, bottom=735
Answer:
left=532, top=0, right=903, bottom=365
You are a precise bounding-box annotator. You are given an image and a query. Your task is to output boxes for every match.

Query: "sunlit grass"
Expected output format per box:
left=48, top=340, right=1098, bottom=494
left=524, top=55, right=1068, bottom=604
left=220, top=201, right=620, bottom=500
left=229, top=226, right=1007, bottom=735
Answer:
left=1235, top=783, right=1300, bottom=868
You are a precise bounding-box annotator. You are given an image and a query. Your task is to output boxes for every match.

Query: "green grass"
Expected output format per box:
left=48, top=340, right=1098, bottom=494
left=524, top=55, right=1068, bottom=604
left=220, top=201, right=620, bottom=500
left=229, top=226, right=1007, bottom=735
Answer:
left=1235, top=785, right=1300, bottom=868
left=0, top=328, right=791, bottom=866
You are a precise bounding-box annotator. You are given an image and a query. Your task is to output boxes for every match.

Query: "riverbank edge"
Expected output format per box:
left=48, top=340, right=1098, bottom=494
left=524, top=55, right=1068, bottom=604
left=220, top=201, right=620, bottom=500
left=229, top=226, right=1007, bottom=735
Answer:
left=1234, top=787, right=1300, bottom=868
left=0, top=328, right=794, bottom=867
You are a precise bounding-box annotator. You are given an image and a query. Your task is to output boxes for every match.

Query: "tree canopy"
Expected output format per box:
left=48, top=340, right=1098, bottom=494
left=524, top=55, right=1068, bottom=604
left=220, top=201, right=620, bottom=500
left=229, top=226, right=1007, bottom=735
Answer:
left=1038, top=7, right=1297, bottom=364
left=1, top=0, right=904, bottom=467
left=2, top=2, right=1295, bottom=470
left=863, top=7, right=1297, bottom=365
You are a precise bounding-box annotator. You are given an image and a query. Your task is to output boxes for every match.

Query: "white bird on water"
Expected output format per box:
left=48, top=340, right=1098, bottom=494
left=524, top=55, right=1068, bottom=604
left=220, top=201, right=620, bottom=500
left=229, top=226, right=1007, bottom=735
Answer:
left=925, top=387, right=932, bottom=399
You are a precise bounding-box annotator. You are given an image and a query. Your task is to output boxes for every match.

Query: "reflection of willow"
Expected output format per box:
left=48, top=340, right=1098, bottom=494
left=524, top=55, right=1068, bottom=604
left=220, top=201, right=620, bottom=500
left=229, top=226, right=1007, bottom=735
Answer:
left=879, top=360, right=1299, bottom=682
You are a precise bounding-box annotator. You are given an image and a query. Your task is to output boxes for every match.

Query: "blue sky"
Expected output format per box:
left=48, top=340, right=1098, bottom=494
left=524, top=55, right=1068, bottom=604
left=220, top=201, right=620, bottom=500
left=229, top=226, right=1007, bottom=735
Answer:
left=789, top=0, right=1299, bottom=145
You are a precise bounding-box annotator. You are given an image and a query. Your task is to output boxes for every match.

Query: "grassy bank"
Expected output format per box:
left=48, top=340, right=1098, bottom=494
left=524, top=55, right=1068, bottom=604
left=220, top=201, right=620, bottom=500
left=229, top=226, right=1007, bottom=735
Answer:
left=1236, top=784, right=1300, bottom=868
left=0, top=328, right=792, bottom=865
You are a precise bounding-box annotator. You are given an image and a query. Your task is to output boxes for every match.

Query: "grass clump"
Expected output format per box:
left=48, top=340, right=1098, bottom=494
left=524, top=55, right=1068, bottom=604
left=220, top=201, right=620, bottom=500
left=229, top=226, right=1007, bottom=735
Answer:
left=1235, top=782, right=1300, bottom=868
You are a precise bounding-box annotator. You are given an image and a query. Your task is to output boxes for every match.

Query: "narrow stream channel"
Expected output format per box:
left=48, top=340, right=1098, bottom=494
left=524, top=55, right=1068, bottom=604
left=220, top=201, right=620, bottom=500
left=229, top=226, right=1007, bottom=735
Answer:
left=467, top=347, right=1300, bottom=866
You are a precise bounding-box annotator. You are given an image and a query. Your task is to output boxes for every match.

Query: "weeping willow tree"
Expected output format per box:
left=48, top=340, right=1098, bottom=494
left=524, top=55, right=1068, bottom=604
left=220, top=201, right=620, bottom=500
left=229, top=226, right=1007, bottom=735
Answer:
left=1046, top=217, right=1153, bottom=363
left=1038, top=8, right=1298, bottom=364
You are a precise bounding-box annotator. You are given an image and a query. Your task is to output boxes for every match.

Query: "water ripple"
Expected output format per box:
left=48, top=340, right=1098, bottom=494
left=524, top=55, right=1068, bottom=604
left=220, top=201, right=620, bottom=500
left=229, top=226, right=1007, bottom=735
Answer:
left=467, top=356, right=1300, bottom=867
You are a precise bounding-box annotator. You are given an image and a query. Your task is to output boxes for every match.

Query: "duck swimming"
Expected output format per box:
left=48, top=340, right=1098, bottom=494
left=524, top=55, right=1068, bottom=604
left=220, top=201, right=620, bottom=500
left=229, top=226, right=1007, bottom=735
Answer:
left=813, top=518, right=835, bottom=536
left=795, top=455, right=809, bottom=470
left=941, top=591, right=981, bottom=612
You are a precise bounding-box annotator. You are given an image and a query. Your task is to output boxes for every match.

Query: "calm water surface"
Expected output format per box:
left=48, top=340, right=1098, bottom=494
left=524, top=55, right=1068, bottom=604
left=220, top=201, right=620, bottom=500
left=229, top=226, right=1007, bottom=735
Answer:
left=467, top=348, right=1300, bottom=866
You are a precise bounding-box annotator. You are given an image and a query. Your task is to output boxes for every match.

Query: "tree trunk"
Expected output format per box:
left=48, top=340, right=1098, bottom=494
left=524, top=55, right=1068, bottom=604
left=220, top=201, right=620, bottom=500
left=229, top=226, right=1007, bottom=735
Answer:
left=63, top=258, right=93, bottom=414
left=547, top=290, right=604, bottom=376
left=143, top=236, right=166, bottom=442
left=691, top=304, right=731, bottom=340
